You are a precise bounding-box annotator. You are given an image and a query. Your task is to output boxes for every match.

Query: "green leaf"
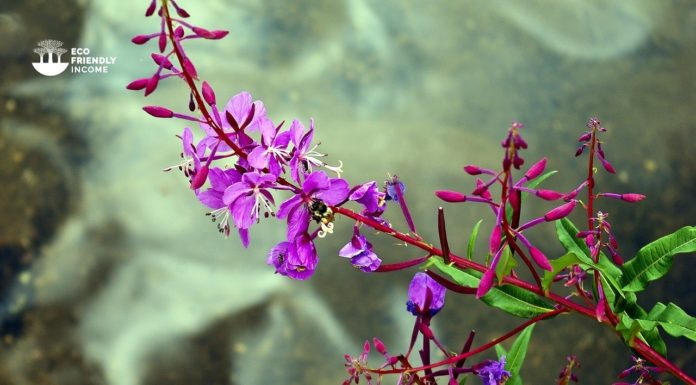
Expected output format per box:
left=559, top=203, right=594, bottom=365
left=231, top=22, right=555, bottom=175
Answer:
left=526, top=170, right=558, bottom=191
left=506, top=324, right=535, bottom=379
left=496, top=246, right=517, bottom=284
left=431, top=258, right=555, bottom=318
left=467, top=219, right=483, bottom=260
left=555, top=218, right=625, bottom=298
left=647, top=302, right=696, bottom=342
left=621, top=226, right=696, bottom=292
left=495, top=344, right=507, bottom=360
left=541, top=252, right=581, bottom=292
left=614, top=293, right=667, bottom=356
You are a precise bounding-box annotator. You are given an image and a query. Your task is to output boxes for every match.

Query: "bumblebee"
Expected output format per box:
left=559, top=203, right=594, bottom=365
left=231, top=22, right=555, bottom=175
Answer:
left=309, top=199, right=334, bottom=225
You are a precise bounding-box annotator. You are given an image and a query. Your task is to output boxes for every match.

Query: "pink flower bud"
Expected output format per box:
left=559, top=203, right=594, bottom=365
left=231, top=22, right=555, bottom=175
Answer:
left=191, top=27, right=211, bottom=39
left=575, top=144, right=586, bottom=157
left=207, top=30, right=230, bottom=40
left=126, top=78, right=149, bottom=90
left=142, top=106, right=174, bottom=118
left=435, top=190, right=467, bottom=202
left=151, top=53, right=173, bottom=69
left=131, top=34, right=152, bottom=45
left=524, top=157, right=547, bottom=180
left=608, top=247, right=624, bottom=266
left=578, top=132, right=591, bottom=142
left=144, top=75, right=159, bottom=96
left=182, top=57, right=198, bottom=79
left=373, top=337, right=387, bottom=355
left=145, top=0, right=156, bottom=17
left=536, top=189, right=564, bottom=201
left=476, top=268, right=495, bottom=299
left=158, top=33, right=166, bottom=52
left=621, top=193, right=645, bottom=202
left=488, top=225, right=501, bottom=255
left=190, top=165, right=209, bottom=190
left=544, top=201, right=576, bottom=221
left=598, top=155, right=616, bottom=174
left=174, top=26, right=185, bottom=38
left=463, top=165, right=482, bottom=175
left=202, top=81, right=216, bottom=106
left=529, top=247, right=552, bottom=271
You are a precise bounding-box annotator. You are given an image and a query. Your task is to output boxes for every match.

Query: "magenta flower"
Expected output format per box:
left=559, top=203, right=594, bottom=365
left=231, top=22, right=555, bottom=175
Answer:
left=266, top=233, right=318, bottom=280
left=287, top=119, right=343, bottom=182
left=339, top=227, right=381, bottom=272
left=199, top=92, right=265, bottom=152
left=406, top=272, right=446, bottom=316
left=196, top=167, right=241, bottom=236
left=247, top=117, right=291, bottom=176
left=277, top=170, right=349, bottom=240
left=223, top=171, right=277, bottom=236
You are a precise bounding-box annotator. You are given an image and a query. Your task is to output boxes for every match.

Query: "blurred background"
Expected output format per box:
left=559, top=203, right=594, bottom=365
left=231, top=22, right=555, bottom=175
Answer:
left=0, top=0, right=695, bottom=384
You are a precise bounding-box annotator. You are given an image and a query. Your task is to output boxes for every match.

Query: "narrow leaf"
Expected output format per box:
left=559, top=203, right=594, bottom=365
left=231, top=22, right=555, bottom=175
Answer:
left=621, top=226, right=696, bottom=292
left=431, top=258, right=554, bottom=318
left=541, top=252, right=581, bottom=292
left=467, top=219, right=483, bottom=260
left=496, top=245, right=517, bottom=284
left=506, top=324, right=535, bottom=376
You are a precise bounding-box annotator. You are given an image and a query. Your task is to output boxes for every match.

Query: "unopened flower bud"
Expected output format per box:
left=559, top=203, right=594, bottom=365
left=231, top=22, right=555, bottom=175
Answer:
left=202, top=81, right=216, bottom=106
left=373, top=337, right=387, bottom=355
left=544, top=201, right=576, bottom=221
left=464, top=164, right=483, bottom=175
left=131, top=34, right=153, bottom=45
left=126, top=78, right=149, bottom=90
left=143, top=106, right=174, bottom=118
left=145, top=0, right=156, bottom=17
left=524, top=158, right=547, bottom=180
left=144, top=75, right=159, bottom=96
left=536, top=189, right=564, bottom=201
left=190, top=165, right=209, bottom=190
left=436, top=190, right=467, bottom=202
left=621, top=193, right=645, bottom=202
left=529, top=247, right=552, bottom=271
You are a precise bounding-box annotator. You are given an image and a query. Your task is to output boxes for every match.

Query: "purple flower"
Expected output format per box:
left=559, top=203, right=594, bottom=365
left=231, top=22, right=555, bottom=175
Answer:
left=167, top=127, right=207, bottom=182
left=277, top=170, right=349, bottom=240
left=247, top=117, right=291, bottom=176
left=199, top=92, right=265, bottom=152
left=475, top=357, right=510, bottom=385
left=197, top=167, right=241, bottom=236
left=406, top=272, right=446, bottom=316
left=266, top=233, right=318, bottom=280
left=288, top=119, right=343, bottom=182
left=350, top=181, right=386, bottom=215
left=223, top=171, right=277, bottom=235
left=339, top=227, right=381, bottom=272
left=384, top=179, right=405, bottom=201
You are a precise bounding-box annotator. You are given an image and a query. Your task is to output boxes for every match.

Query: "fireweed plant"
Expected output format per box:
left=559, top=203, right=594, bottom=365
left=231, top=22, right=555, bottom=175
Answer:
left=129, top=1, right=696, bottom=384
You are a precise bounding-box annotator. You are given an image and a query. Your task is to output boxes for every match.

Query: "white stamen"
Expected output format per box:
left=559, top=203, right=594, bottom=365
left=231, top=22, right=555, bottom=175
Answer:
left=317, top=222, right=334, bottom=238
left=323, top=160, right=344, bottom=178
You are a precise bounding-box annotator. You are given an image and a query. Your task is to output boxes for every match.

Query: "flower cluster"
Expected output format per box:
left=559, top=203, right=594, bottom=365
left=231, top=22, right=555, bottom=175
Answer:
left=131, top=2, right=692, bottom=385
left=129, top=0, right=395, bottom=280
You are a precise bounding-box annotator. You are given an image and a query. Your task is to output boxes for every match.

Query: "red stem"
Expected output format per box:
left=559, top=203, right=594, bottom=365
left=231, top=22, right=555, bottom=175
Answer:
left=333, top=206, right=695, bottom=383
left=373, top=308, right=565, bottom=375
left=158, top=4, right=692, bottom=381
